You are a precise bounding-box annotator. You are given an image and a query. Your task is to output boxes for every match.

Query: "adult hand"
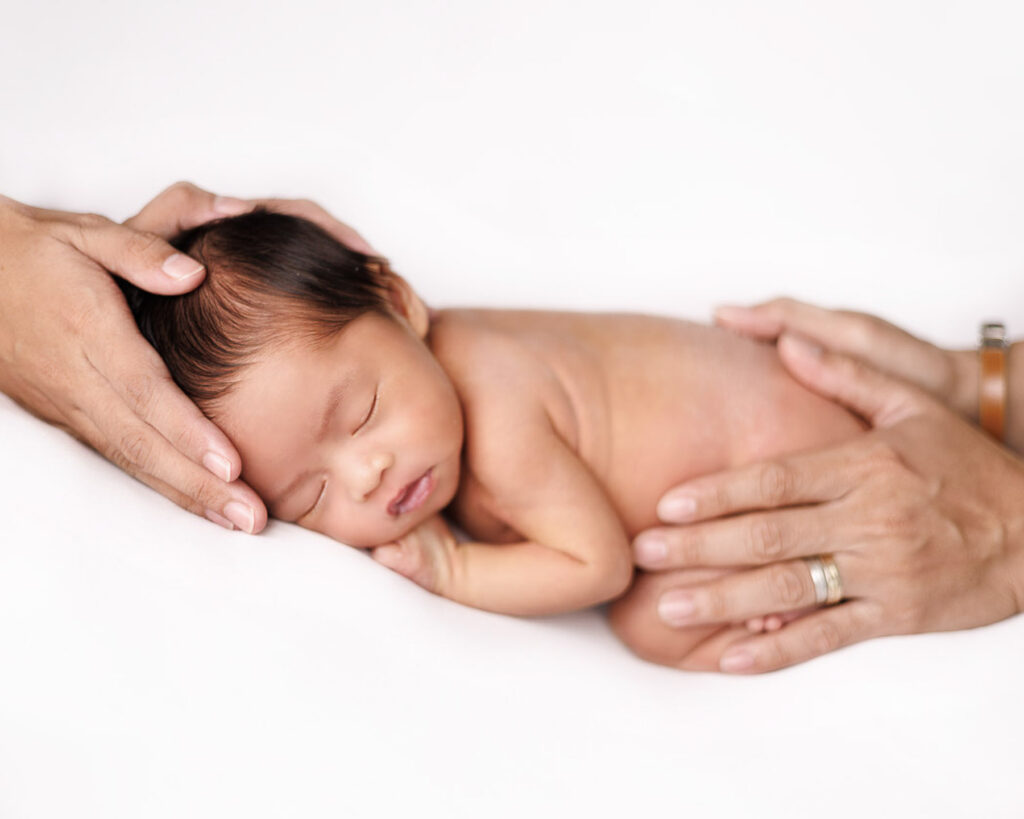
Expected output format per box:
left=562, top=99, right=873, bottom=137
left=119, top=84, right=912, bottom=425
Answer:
left=0, top=181, right=373, bottom=533
left=714, top=297, right=977, bottom=419
left=619, top=334, right=1024, bottom=673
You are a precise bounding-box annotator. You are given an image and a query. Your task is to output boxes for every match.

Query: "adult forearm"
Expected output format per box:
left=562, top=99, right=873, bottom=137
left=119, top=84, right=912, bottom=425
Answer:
left=947, top=341, right=1024, bottom=455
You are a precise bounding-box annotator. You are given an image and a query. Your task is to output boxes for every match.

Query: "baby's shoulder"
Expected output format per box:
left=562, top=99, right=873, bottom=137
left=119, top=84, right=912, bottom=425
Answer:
left=431, top=311, right=566, bottom=478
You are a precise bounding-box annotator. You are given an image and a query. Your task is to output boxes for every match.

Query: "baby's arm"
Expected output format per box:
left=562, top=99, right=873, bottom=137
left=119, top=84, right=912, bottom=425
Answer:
left=371, top=408, right=633, bottom=616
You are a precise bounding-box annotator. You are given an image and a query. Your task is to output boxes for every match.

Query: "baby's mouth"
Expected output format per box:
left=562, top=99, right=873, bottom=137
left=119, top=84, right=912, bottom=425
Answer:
left=387, top=468, right=435, bottom=517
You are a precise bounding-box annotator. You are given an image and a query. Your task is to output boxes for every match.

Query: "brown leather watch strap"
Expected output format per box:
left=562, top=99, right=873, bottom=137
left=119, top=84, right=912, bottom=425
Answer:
left=979, top=322, right=1008, bottom=441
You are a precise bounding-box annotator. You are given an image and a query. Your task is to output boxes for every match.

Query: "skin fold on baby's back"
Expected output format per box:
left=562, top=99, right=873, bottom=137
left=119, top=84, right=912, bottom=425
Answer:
left=430, top=309, right=865, bottom=538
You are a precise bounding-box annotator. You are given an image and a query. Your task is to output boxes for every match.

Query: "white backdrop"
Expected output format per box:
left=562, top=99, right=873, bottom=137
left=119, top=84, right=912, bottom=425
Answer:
left=2, top=2, right=1023, bottom=817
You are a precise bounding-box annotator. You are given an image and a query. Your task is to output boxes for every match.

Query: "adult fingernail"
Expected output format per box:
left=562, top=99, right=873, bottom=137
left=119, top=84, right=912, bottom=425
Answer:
left=223, top=501, right=256, bottom=534
left=202, top=451, right=233, bottom=483
left=214, top=196, right=251, bottom=215
left=162, top=253, right=204, bottom=281
left=658, top=591, right=696, bottom=625
left=204, top=509, right=235, bottom=530
left=657, top=492, right=697, bottom=522
left=720, top=650, right=755, bottom=673
left=633, top=534, right=667, bottom=566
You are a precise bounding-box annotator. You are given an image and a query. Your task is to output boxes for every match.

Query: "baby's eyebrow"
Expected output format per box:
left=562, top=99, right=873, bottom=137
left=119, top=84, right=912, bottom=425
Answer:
left=316, top=379, right=349, bottom=444
left=268, top=374, right=353, bottom=512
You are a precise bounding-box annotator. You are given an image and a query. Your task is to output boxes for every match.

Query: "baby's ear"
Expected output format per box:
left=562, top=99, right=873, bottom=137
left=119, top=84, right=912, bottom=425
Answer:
left=386, top=272, right=430, bottom=338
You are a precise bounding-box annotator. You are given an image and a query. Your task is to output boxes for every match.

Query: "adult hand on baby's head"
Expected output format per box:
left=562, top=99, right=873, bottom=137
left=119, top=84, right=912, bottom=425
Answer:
left=129, top=181, right=378, bottom=256
left=0, top=184, right=266, bottom=533
left=614, top=335, right=1024, bottom=673
left=714, top=297, right=977, bottom=419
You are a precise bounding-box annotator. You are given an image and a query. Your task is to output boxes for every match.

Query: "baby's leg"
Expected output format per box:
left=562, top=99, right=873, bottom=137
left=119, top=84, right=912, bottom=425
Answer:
left=608, top=567, right=754, bottom=671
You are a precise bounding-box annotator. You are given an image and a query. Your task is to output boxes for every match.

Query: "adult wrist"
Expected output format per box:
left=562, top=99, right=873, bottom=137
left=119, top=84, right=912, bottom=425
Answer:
left=1004, top=341, right=1024, bottom=455
left=949, top=348, right=979, bottom=420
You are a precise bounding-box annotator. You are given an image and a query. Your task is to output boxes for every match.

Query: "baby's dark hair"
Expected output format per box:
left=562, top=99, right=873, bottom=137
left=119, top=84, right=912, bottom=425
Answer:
left=119, top=209, right=393, bottom=413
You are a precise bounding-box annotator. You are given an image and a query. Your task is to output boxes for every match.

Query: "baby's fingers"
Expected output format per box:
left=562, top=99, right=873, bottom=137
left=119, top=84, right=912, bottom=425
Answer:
left=717, top=601, right=879, bottom=673
left=372, top=541, right=439, bottom=592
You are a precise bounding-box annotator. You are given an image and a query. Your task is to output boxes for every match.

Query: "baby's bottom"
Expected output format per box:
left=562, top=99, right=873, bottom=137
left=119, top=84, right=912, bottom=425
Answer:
left=607, top=567, right=811, bottom=671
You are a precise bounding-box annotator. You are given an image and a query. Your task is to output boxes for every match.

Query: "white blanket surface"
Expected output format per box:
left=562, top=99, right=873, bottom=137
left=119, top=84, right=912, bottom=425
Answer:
left=2, top=2, right=1023, bottom=816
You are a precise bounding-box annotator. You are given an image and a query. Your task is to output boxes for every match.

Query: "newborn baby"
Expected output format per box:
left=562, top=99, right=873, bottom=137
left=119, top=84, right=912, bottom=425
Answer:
left=123, top=210, right=863, bottom=627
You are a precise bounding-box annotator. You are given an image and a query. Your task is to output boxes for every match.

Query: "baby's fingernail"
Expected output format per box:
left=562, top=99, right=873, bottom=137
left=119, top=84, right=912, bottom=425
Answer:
left=633, top=534, right=667, bottom=566
left=202, top=451, right=233, bottom=483
left=658, top=591, right=696, bottom=625
left=720, top=649, right=755, bottom=673
left=213, top=196, right=251, bottom=215
left=204, top=509, right=235, bottom=530
left=223, top=501, right=256, bottom=534
left=781, top=333, right=823, bottom=359
left=657, top=492, right=697, bottom=522
left=162, top=253, right=204, bottom=281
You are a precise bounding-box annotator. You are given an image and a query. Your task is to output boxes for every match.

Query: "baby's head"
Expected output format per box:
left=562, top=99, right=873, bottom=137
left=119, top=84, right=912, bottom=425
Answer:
left=122, top=210, right=463, bottom=546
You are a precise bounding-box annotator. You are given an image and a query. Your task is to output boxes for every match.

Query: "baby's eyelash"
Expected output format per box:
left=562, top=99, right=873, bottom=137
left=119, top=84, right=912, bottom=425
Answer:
left=355, top=389, right=378, bottom=434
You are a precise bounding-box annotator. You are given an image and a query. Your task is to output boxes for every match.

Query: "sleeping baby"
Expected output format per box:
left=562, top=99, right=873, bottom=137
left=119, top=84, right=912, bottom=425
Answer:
left=121, top=209, right=863, bottom=638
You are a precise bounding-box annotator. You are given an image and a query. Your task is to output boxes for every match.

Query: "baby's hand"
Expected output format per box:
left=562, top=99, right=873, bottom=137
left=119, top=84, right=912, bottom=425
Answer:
left=371, top=515, right=458, bottom=596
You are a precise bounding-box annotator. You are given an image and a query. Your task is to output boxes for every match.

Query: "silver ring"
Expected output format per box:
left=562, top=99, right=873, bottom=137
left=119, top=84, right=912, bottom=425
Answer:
left=820, top=554, right=844, bottom=605
left=803, top=556, right=828, bottom=604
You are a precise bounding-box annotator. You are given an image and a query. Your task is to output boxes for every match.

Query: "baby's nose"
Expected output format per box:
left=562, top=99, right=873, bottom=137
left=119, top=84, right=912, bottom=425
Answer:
left=350, top=451, right=394, bottom=501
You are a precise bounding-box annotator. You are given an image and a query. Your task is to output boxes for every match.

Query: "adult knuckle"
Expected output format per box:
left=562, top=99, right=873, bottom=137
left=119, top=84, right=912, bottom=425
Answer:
left=749, top=517, right=786, bottom=561
left=700, top=586, right=728, bottom=621
left=758, top=462, right=792, bottom=507
left=771, top=564, right=807, bottom=607
left=678, top=531, right=706, bottom=565
left=165, top=180, right=201, bottom=202
left=123, top=229, right=165, bottom=260
left=182, top=473, right=223, bottom=509
left=844, top=314, right=877, bottom=349
left=117, top=428, right=154, bottom=470
left=77, top=212, right=111, bottom=231
left=759, top=638, right=791, bottom=671
left=121, top=371, right=159, bottom=415
left=64, top=298, right=101, bottom=335
left=104, top=443, right=132, bottom=474
left=808, top=620, right=843, bottom=655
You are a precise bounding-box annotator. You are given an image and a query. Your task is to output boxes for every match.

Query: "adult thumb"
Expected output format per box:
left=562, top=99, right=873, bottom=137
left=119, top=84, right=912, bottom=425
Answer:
left=777, top=332, right=926, bottom=428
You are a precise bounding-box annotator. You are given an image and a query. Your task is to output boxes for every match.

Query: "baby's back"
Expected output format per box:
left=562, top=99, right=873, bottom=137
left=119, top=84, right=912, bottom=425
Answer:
left=430, top=309, right=863, bottom=538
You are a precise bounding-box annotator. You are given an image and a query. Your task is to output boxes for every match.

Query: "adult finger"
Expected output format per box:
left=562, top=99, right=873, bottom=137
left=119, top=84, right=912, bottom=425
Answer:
left=125, top=180, right=252, bottom=238
left=776, top=333, right=927, bottom=428
left=653, top=557, right=858, bottom=627
left=636, top=504, right=843, bottom=569
left=65, top=370, right=266, bottom=533
left=58, top=212, right=207, bottom=296
left=654, top=440, right=861, bottom=525
left=255, top=197, right=377, bottom=254
left=61, top=399, right=259, bottom=531
left=714, top=297, right=872, bottom=347
left=715, top=601, right=880, bottom=673
left=83, top=303, right=244, bottom=483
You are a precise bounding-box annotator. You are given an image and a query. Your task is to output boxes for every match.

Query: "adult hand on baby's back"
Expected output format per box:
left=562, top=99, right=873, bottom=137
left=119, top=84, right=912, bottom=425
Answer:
left=714, top=297, right=977, bottom=419
left=0, top=184, right=266, bottom=533
left=616, top=335, right=1024, bottom=673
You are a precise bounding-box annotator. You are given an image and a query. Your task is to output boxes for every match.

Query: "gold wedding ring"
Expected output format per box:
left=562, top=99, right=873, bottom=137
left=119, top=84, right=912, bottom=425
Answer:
left=820, top=554, right=844, bottom=605
left=803, top=554, right=844, bottom=606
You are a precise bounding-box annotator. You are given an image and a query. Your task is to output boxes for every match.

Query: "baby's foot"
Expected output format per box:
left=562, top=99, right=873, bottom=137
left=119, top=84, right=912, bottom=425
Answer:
left=743, top=610, right=807, bottom=633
